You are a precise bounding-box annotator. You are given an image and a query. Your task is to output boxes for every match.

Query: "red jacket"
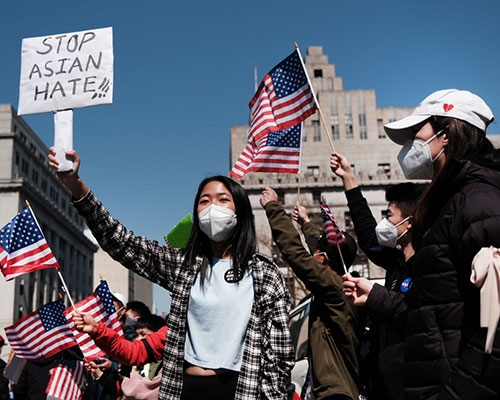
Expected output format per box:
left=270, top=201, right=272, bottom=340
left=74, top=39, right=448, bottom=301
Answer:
left=93, top=323, right=167, bottom=366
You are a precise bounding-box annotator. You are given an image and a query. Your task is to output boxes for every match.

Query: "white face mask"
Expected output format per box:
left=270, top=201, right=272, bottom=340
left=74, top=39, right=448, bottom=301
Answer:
left=375, top=216, right=410, bottom=248
left=198, top=204, right=237, bottom=242
left=397, top=131, right=445, bottom=180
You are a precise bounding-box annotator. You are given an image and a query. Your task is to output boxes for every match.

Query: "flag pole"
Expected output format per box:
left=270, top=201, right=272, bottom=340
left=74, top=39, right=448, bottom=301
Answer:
left=294, top=43, right=336, bottom=152
left=337, top=242, right=348, bottom=275
left=25, top=200, right=77, bottom=309
left=57, top=270, right=77, bottom=309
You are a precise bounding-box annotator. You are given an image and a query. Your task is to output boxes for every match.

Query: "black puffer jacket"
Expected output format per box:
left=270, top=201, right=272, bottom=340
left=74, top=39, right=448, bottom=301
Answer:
left=403, top=160, right=500, bottom=399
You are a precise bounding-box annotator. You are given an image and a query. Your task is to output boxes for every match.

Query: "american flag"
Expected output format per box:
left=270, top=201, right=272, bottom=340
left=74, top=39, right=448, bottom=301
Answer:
left=0, top=206, right=59, bottom=281
left=230, top=49, right=317, bottom=178
left=46, top=358, right=87, bottom=400
left=64, top=280, right=123, bottom=361
left=320, top=199, right=348, bottom=246
left=231, top=124, right=302, bottom=176
left=4, top=300, right=77, bottom=361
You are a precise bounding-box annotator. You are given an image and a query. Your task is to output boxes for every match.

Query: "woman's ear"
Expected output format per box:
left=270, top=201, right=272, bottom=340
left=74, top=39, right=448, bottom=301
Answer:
left=440, top=132, right=449, bottom=149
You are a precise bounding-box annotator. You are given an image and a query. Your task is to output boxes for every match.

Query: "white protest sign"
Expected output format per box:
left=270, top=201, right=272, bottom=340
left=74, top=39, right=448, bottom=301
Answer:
left=18, top=27, right=114, bottom=115
left=17, top=27, right=113, bottom=171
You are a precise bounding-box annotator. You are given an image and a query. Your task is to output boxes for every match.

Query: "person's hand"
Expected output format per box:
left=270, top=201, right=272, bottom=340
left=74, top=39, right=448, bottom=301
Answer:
left=259, top=187, right=279, bottom=207
left=93, top=357, right=112, bottom=371
left=85, top=360, right=105, bottom=379
left=292, top=202, right=310, bottom=226
left=48, top=147, right=89, bottom=200
left=330, top=152, right=358, bottom=190
left=72, top=311, right=99, bottom=336
left=342, top=273, right=374, bottom=306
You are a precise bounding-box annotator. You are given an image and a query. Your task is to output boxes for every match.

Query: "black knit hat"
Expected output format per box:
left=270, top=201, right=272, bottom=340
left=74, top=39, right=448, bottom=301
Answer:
left=317, top=231, right=358, bottom=274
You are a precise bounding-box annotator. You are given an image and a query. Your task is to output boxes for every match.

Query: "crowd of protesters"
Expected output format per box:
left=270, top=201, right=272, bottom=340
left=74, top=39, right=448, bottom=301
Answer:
left=0, top=88, right=499, bottom=400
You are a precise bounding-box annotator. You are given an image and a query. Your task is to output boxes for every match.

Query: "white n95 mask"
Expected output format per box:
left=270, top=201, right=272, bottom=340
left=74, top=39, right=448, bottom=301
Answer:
left=397, top=130, right=446, bottom=180
left=375, top=217, right=410, bottom=248
left=198, top=204, right=237, bottom=242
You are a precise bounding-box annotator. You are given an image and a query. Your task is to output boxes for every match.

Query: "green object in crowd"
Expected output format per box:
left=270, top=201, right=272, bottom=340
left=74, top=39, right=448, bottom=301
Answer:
left=165, top=214, right=192, bottom=248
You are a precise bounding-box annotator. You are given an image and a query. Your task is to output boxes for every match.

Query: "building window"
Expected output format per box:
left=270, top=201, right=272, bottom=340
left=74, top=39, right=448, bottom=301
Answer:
left=377, top=119, right=386, bottom=138
left=359, top=114, right=367, bottom=140
left=31, top=168, right=39, bottom=184
left=21, top=158, right=29, bottom=175
left=345, top=114, right=353, bottom=139
left=312, top=189, right=321, bottom=203
left=378, top=163, right=391, bottom=178
left=331, top=114, right=339, bottom=140
left=307, top=165, right=320, bottom=177
left=314, top=69, right=323, bottom=78
left=331, top=125, right=339, bottom=141
left=49, top=187, right=59, bottom=203
left=344, top=92, right=353, bottom=139
left=312, top=120, right=321, bottom=141
left=41, top=179, right=47, bottom=193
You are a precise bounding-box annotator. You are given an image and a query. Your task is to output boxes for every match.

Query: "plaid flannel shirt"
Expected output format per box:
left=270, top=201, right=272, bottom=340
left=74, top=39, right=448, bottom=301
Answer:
left=74, top=191, right=294, bottom=399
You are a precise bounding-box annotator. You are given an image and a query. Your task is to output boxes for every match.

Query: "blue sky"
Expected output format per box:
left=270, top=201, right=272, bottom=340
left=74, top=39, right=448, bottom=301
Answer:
left=1, top=0, right=499, bottom=313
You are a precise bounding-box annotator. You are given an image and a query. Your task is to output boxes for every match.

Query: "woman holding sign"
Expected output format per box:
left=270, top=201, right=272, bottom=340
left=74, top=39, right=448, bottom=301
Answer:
left=48, top=148, right=294, bottom=400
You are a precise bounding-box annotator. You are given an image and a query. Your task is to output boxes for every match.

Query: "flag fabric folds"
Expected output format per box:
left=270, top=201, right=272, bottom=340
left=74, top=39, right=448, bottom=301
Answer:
left=4, top=300, right=77, bottom=361
left=320, top=200, right=348, bottom=246
left=231, top=124, right=302, bottom=177
left=230, top=49, right=317, bottom=178
left=46, top=358, right=87, bottom=400
left=64, top=279, right=123, bottom=361
left=0, top=206, right=60, bottom=281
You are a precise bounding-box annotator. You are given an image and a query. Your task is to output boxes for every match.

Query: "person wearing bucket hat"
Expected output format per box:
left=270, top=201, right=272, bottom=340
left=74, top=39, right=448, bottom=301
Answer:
left=382, top=89, right=500, bottom=398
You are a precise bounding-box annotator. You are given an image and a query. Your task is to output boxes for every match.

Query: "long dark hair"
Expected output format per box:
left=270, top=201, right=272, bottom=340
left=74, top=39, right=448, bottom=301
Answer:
left=411, top=117, right=498, bottom=248
left=183, top=175, right=257, bottom=284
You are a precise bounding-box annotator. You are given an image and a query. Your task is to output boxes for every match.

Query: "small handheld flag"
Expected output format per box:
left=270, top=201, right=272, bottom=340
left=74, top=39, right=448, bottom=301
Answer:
left=0, top=206, right=59, bottom=280
left=4, top=300, right=77, bottom=361
left=320, top=199, right=348, bottom=246
left=64, top=279, right=123, bottom=361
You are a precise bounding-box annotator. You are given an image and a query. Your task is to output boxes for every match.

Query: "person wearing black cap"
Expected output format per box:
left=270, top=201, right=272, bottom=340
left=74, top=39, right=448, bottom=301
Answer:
left=260, top=187, right=364, bottom=400
left=0, top=336, right=9, bottom=400
left=382, top=89, right=500, bottom=399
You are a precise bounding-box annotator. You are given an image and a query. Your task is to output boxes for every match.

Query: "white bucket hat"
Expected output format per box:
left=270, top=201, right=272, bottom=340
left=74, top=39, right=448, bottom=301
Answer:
left=384, top=89, right=494, bottom=145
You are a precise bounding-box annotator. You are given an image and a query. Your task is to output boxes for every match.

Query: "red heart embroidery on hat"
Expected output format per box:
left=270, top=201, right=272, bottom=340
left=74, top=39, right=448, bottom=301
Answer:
left=443, top=104, right=454, bottom=112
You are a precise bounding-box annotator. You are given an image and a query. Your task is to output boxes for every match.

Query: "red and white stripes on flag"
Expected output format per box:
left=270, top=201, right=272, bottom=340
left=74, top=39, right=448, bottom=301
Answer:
left=230, top=49, right=317, bottom=178
left=0, top=206, right=59, bottom=281
left=46, top=359, right=87, bottom=400
left=231, top=124, right=302, bottom=177
left=320, top=200, right=348, bottom=246
left=4, top=300, right=77, bottom=361
left=64, top=280, right=123, bottom=361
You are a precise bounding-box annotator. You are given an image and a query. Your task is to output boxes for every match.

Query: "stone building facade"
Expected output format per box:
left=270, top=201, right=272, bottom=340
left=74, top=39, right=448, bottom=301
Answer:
left=0, top=104, right=152, bottom=347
